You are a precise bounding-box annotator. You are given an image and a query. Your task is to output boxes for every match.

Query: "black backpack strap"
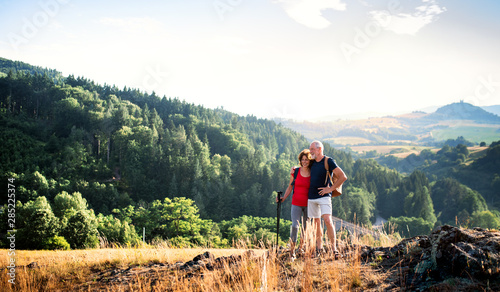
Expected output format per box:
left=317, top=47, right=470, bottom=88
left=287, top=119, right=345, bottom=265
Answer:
left=291, top=167, right=300, bottom=186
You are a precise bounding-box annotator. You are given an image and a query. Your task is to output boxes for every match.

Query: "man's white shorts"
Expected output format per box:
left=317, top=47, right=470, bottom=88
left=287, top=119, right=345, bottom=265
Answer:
left=307, top=197, right=332, bottom=218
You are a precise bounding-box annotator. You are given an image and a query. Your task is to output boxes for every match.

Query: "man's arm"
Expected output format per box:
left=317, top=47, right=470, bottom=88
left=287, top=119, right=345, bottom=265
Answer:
left=331, top=167, right=347, bottom=191
left=318, top=166, right=347, bottom=196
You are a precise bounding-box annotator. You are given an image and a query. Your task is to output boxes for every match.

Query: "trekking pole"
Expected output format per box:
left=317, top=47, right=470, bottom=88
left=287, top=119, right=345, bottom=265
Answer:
left=276, top=191, right=283, bottom=249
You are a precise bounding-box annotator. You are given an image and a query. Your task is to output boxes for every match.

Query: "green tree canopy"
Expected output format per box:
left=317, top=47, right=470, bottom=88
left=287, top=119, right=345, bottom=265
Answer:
left=16, top=196, right=59, bottom=249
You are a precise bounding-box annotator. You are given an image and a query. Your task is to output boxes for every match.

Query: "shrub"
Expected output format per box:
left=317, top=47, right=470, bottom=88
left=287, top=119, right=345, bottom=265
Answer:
left=168, top=236, right=192, bottom=248
left=41, top=235, right=71, bottom=250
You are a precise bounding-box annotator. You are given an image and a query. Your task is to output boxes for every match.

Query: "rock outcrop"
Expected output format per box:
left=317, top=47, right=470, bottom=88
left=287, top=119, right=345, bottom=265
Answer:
left=360, top=225, right=500, bottom=290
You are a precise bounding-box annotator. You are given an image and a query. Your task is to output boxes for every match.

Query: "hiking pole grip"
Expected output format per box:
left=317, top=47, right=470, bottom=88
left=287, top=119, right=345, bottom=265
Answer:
left=277, top=191, right=282, bottom=204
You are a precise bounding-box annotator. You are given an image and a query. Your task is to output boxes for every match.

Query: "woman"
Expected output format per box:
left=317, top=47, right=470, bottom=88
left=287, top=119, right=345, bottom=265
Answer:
left=278, top=149, right=312, bottom=257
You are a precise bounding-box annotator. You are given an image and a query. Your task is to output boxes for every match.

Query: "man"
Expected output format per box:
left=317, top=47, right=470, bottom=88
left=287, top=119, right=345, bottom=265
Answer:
left=308, top=140, right=347, bottom=256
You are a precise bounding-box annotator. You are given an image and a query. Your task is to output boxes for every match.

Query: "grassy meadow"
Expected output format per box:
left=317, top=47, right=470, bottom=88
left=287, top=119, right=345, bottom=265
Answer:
left=346, top=145, right=489, bottom=160
left=348, top=145, right=433, bottom=157
left=431, top=125, right=500, bottom=145
left=0, top=227, right=401, bottom=291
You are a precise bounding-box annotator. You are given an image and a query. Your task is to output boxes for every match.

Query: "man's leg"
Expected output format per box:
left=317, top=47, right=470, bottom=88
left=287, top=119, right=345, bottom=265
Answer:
left=314, top=218, right=322, bottom=250
left=307, top=199, right=323, bottom=252
left=322, top=214, right=337, bottom=252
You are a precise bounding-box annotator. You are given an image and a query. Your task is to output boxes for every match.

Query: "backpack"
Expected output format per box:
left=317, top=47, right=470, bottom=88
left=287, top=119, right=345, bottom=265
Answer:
left=324, top=156, right=342, bottom=197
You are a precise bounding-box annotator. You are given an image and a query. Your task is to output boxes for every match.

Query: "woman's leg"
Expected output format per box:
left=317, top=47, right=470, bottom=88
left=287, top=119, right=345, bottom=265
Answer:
left=298, top=206, right=308, bottom=250
left=290, top=205, right=302, bottom=254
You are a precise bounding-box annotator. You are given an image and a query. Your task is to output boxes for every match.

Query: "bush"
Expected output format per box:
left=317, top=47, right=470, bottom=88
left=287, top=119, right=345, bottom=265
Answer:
left=41, top=236, right=70, bottom=250
left=168, top=236, right=192, bottom=248
left=97, top=214, right=140, bottom=246
left=470, top=211, right=500, bottom=229
left=386, top=216, right=434, bottom=238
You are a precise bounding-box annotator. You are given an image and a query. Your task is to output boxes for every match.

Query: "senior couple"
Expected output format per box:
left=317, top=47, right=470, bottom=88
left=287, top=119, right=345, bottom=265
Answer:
left=277, top=140, right=347, bottom=258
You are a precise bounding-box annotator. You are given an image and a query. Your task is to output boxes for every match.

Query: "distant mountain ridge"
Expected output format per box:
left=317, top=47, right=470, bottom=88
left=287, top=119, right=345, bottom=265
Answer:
left=426, top=101, right=500, bottom=123
left=311, top=103, right=500, bottom=123
left=277, top=101, right=500, bottom=146
left=482, top=105, right=500, bottom=116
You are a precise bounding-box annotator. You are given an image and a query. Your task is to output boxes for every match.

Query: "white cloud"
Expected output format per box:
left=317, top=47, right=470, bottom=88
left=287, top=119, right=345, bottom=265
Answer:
left=98, top=17, right=165, bottom=35
left=370, top=0, right=446, bottom=35
left=274, top=0, right=347, bottom=29
left=211, top=36, right=253, bottom=56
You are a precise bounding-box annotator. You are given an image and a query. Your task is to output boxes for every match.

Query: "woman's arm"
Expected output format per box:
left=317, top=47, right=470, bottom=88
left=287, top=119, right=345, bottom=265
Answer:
left=277, top=173, right=295, bottom=202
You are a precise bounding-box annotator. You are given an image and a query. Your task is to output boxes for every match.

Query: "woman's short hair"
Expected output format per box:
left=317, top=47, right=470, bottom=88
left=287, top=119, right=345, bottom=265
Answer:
left=298, top=149, right=312, bottom=164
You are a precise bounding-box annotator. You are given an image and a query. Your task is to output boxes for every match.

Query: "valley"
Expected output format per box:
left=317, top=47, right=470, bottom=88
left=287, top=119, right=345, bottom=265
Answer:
left=279, top=102, right=500, bottom=155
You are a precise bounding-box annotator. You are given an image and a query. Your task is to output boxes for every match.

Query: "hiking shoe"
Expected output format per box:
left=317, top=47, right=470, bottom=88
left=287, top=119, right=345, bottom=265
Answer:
left=333, top=249, right=342, bottom=260
left=315, top=247, right=325, bottom=258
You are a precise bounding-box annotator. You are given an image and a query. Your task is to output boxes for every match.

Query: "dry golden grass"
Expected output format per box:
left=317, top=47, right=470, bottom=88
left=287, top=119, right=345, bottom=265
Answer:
left=0, top=246, right=266, bottom=291
left=1, top=247, right=262, bottom=267
left=0, top=227, right=400, bottom=291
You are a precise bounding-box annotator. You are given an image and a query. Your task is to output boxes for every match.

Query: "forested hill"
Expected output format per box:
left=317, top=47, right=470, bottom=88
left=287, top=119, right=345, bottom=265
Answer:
left=1, top=58, right=499, bottom=250
left=0, top=63, right=330, bottom=219
left=0, top=57, right=63, bottom=81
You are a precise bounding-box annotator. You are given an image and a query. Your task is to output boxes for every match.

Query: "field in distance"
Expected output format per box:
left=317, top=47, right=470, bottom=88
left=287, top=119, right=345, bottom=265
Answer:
left=345, top=145, right=488, bottom=159
left=346, top=145, right=435, bottom=158
left=279, top=102, right=500, bottom=148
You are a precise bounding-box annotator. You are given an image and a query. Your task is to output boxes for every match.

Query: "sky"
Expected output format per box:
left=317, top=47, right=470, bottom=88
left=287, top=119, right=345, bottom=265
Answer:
left=1, top=0, right=499, bottom=121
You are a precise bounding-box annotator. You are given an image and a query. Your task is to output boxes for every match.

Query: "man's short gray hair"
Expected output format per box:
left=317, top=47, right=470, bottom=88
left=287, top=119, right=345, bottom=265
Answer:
left=311, top=140, right=323, bottom=150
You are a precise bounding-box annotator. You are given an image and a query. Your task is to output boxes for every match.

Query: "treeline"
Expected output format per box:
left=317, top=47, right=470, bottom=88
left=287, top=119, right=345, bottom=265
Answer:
left=0, top=59, right=499, bottom=249
left=378, top=138, right=500, bottom=209
left=0, top=189, right=292, bottom=249
left=0, top=57, right=62, bottom=82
